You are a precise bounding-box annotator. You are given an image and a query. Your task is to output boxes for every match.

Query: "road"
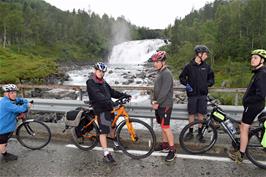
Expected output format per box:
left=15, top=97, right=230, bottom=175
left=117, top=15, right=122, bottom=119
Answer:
left=0, top=139, right=265, bottom=177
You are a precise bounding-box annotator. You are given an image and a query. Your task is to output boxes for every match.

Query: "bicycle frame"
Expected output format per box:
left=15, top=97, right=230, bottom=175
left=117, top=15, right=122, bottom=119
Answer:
left=81, top=104, right=137, bottom=142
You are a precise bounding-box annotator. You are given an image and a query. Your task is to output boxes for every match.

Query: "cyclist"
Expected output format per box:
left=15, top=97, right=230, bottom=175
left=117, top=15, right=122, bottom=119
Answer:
left=179, top=45, right=214, bottom=141
left=0, top=84, right=32, bottom=162
left=148, top=51, right=176, bottom=162
left=86, top=62, right=131, bottom=163
left=229, top=49, right=266, bottom=163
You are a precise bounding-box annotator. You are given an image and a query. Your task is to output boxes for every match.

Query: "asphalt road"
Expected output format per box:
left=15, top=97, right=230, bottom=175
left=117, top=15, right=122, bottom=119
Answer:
left=0, top=139, right=265, bottom=177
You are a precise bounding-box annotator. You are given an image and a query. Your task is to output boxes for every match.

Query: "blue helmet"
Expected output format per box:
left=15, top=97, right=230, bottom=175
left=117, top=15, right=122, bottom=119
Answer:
left=194, top=45, right=209, bottom=54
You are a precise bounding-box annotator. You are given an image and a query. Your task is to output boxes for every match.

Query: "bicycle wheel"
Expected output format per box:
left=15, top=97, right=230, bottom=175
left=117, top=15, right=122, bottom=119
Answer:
left=246, top=129, right=266, bottom=169
left=71, top=122, right=99, bottom=151
left=16, top=120, right=51, bottom=150
left=116, top=118, right=156, bottom=159
left=179, top=120, right=217, bottom=154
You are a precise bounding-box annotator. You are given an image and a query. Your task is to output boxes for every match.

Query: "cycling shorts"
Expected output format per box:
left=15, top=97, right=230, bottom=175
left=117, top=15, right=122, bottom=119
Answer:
left=187, top=95, right=207, bottom=114
left=155, top=107, right=172, bottom=129
left=97, top=111, right=115, bottom=134
left=242, top=104, right=265, bottom=125
left=0, top=132, right=13, bottom=144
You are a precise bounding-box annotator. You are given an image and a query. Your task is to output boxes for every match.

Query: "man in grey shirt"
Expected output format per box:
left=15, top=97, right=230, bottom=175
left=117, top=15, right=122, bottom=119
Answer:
left=148, top=51, right=175, bottom=162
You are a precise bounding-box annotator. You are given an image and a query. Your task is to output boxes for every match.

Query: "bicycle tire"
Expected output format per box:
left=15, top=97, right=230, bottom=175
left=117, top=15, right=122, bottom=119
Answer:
left=71, top=122, right=100, bottom=151
left=116, top=118, right=156, bottom=159
left=246, top=128, right=266, bottom=169
left=16, top=120, right=51, bottom=150
left=179, top=120, right=217, bottom=154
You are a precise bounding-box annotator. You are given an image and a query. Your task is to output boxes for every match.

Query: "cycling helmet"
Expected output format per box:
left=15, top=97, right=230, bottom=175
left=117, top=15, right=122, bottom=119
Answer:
left=194, top=45, right=209, bottom=54
left=94, top=62, right=107, bottom=72
left=148, top=51, right=167, bottom=62
left=251, top=49, right=266, bottom=59
left=2, top=84, right=18, bottom=92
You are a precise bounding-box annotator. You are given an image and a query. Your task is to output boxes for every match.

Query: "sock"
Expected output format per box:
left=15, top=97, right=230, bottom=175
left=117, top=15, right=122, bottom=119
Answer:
left=189, top=128, right=193, bottom=133
left=1, top=152, right=7, bottom=156
left=169, top=145, right=175, bottom=151
left=198, top=128, right=203, bottom=134
left=239, top=151, right=245, bottom=158
left=162, top=142, right=169, bottom=149
left=103, top=148, right=109, bottom=156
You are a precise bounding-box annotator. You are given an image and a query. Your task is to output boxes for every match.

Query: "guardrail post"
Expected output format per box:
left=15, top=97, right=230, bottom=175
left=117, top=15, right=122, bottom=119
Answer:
left=79, top=88, right=83, bottom=101
left=150, top=117, right=154, bottom=129
left=234, top=93, right=239, bottom=105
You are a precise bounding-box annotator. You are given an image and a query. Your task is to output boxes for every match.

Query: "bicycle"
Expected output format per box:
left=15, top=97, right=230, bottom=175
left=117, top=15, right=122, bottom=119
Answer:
left=69, top=96, right=156, bottom=159
left=179, top=95, right=266, bottom=169
left=15, top=100, right=52, bottom=150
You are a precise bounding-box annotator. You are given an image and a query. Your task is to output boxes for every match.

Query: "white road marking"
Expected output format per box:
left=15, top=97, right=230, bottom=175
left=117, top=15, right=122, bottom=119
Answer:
left=65, top=144, right=255, bottom=164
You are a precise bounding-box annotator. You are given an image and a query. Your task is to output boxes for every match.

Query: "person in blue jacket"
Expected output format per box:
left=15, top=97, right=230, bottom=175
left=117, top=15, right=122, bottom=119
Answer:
left=0, top=84, right=31, bottom=162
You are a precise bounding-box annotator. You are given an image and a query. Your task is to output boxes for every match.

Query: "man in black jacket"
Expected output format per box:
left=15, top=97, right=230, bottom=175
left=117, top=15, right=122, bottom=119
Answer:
left=179, top=45, right=214, bottom=141
left=229, top=49, right=266, bottom=163
left=86, top=62, right=130, bottom=163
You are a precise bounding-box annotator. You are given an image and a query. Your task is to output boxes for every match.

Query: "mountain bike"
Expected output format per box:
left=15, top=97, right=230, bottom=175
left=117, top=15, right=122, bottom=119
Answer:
left=15, top=101, right=52, bottom=150
left=69, top=96, right=156, bottom=159
left=179, top=96, right=266, bottom=169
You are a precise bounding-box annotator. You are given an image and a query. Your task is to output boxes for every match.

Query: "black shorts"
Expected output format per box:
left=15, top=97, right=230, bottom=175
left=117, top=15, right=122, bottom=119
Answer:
left=242, top=104, right=265, bottom=125
left=97, top=111, right=114, bottom=134
left=187, top=96, right=207, bottom=114
left=0, top=132, right=13, bottom=144
left=155, top=107, right=172, bottom=129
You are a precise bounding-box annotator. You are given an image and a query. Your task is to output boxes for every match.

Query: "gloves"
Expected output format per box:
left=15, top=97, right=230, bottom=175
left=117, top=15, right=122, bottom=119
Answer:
left=124, top=94, right=132, bottom=99
left=186, top=84, right=193, bottom=92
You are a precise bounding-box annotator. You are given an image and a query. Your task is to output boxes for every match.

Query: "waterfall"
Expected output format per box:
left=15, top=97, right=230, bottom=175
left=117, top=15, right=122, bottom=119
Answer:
left=108, top=39, right=167, bottom=64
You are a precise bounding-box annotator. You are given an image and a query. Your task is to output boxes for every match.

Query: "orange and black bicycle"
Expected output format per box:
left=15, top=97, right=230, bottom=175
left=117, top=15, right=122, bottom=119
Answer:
left=70, top=96, right=156, bottom=159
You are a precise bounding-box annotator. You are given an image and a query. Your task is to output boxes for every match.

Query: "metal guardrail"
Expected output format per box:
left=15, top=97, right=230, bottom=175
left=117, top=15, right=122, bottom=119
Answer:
left=28, top=98, right=246, bottom=128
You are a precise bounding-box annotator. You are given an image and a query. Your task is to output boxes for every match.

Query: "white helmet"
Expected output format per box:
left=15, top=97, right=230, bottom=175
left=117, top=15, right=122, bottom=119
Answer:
left=2, top=84, right=18, bottom=92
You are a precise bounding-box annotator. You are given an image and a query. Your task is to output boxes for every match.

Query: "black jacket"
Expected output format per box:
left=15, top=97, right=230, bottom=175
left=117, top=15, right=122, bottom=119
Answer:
left=86, top=75, right=125, bottom=113
left=179, top=59, right=215, bottom=97
left=243, top=66, right=266, bottom=107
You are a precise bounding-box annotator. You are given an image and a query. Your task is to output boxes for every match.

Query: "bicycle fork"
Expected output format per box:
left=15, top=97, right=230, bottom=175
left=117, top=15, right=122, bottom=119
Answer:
left=23, top=122, right=36, bottom=136
left=125, top=117, right=138, bottom=142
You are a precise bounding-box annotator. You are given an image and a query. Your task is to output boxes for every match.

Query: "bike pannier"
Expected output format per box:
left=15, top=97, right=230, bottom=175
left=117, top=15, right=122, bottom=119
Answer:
left=64, top=109, right=83, bottom=127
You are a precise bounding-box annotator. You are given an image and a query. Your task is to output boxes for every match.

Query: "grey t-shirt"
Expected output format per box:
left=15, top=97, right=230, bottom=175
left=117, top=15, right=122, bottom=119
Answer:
left=153, top=67, right=174, bottom=107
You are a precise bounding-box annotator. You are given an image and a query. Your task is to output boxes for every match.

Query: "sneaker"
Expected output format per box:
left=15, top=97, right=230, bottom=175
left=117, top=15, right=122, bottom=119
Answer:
left=103, top=153, right=116, bottom=163
left=2, top=153, right=18, bottom=162
left=184, top=132, right=194, bottom=141
left=165, top=150, right=176, bottom=162
left=228, top=150, right=243, bottom=163
left=154, top=143, right=170, bottom=152
left=196, top=133, right=206, bottom=143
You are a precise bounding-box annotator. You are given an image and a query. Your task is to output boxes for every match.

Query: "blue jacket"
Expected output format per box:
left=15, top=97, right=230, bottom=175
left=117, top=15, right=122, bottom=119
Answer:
left=0, top=96, right=29, bottom=134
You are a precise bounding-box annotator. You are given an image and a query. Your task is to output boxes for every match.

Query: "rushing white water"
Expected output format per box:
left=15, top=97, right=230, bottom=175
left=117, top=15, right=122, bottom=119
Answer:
left=108, top=39, right=167, bottom=64
left=64, top=39, right=168, bottom=102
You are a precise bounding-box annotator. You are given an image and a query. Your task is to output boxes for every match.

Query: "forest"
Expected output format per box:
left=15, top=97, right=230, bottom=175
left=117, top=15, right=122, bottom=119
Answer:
left=1, top=0, right=266, bottom=89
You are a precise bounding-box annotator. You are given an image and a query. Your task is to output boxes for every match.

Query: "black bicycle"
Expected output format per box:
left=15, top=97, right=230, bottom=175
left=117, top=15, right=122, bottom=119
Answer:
left=16, top=101, right=51, bottom=150
left=179, top=96, right=266, bottom=169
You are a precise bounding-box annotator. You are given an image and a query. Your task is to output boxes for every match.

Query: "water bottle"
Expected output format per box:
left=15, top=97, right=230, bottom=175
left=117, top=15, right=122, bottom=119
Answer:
left=224, top=119, right=236, bottom=135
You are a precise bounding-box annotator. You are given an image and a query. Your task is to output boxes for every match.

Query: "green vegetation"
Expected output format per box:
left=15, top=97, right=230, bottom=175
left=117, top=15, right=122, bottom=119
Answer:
left=164, top=0, right=266, bottom=88
left=0, top=0, right=164, bottom=83
left=0, top=47, right=56, bottom=83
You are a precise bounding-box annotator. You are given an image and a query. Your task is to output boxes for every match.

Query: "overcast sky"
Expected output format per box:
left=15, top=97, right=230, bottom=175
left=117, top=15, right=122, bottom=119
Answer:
left=44, top=0, right=214, bottom=29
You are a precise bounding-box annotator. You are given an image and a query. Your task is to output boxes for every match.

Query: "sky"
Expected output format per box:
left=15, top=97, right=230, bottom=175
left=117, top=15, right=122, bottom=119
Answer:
left=44, top=0, right=214, bottom=29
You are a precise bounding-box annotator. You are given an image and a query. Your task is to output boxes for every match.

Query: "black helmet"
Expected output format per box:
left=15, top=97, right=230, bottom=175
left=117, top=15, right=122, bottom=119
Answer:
left=194, top=45, right=209, bottom=54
